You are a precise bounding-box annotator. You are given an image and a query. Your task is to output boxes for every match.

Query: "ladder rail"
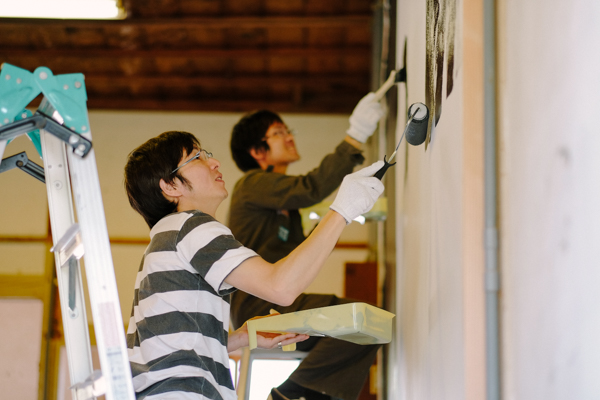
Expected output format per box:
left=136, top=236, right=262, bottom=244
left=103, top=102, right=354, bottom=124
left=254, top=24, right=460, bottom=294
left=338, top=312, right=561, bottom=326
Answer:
left=65, top=128, right=135, bottom=400
left=41, top=131, right=95, bottom=391
left=38, top=96, right=136, bottom=399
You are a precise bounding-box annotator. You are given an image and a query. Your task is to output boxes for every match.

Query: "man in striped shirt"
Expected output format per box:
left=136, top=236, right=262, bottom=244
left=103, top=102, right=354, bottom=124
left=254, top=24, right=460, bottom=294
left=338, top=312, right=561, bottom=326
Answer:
left=123, top=131, right=384, bottom=400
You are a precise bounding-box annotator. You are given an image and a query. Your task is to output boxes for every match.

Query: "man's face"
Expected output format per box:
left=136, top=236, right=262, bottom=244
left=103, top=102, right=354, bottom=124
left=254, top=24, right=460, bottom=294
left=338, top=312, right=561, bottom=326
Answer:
left=262, top=121, right=300, bottom=168
left=175, top=147, right=228, bottom=209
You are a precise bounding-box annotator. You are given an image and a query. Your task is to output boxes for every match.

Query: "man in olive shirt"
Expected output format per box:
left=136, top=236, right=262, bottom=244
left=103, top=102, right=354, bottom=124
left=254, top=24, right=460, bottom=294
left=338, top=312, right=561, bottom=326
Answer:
left=228, top=93, right=384, bottom=400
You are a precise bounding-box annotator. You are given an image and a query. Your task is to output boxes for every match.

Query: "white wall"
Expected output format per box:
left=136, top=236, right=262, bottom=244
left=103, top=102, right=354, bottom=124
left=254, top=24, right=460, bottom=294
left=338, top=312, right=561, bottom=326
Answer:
left=393, top=1, right=467, bottom=398
left=0, top=299, right=43, bottom=400
left=499, top=0, right=600, bottom=398
left=389, top=0, right=600, bottom=399
left=389, top=0, right=485, bottom=399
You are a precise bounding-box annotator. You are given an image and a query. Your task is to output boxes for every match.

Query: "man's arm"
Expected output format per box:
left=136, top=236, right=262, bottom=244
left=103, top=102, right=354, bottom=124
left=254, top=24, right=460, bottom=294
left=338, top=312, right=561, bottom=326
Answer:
left=236, top=141, right=364, bottom=211
left=236, top=92, right=382, bottom=210
left=225, top=210, right=346, bottom=305
left=344, top=134, right=364, bottom=150
left=225, top=161, right=385, bottom=305
left=227, top=319, right=309, bottom=353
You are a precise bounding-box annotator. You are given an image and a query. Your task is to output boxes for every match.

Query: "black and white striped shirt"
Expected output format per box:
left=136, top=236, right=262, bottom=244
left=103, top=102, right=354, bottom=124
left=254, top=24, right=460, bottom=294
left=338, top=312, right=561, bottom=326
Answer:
left=127, top=211, right=258, bottom=399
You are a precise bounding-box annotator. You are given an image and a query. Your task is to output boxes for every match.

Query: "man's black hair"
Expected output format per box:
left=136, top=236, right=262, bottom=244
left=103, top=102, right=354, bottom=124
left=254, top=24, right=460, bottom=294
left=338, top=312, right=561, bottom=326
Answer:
left=230, top=109, right=283, bottom=172
left=124, top=131, right=199, bottom=228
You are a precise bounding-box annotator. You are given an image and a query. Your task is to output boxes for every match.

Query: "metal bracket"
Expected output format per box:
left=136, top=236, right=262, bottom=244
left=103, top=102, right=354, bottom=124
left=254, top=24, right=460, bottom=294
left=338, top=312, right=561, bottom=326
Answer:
left=15, top=109, right=43, bottom=158
left=0, top=63, right=90, bottom=135
left=0, top=151, right=45, bottom=182
left=0, top=109, right=42, bottom=158
left=0, top=63, right=92, bottom=158
left=0, top=112, right=92, bottom=157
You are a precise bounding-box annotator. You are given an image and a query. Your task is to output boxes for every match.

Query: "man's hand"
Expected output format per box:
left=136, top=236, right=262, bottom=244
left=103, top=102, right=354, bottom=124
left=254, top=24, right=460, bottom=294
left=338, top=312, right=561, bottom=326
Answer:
left=347, top=92, right=385, bottom=143
left=228, top=312, right=309, bottom=353
left=330, top=161, right=385, bottom=224
left=256, top=330, right=309, bottom=350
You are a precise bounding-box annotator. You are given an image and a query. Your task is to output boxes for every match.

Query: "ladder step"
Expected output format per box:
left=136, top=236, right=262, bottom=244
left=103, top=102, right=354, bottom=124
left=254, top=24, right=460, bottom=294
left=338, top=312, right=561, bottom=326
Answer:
left=50, top=223, right=84, bottom=267
left=71, top=370, right=106, bottom=400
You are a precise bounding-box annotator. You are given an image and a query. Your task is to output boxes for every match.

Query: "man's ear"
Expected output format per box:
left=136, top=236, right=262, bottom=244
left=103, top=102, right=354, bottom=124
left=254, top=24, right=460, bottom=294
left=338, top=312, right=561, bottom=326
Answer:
left=249, top=147, right=267, bottom=163
left=159, top=178, right=181, bottom=200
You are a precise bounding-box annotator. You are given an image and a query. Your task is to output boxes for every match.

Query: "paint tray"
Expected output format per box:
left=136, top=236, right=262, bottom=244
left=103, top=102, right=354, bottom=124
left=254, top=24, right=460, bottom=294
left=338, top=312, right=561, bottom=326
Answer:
left=246, top=302, right=395, bottom=350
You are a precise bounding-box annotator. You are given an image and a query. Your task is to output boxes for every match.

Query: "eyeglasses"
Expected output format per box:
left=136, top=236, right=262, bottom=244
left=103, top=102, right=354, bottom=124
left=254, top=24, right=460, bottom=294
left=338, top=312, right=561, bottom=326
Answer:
left=171, top=149, right=213, bottom=174
left=263, top=128, right=295, bottom=141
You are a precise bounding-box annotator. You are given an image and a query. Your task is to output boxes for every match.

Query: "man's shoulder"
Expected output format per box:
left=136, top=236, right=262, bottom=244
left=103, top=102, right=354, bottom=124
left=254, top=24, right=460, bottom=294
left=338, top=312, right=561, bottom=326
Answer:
left=242, top=168, right=268, bottom=179
left=151, top=211, right=220, bottom=235
left=233, top=168, right=271, bottom=191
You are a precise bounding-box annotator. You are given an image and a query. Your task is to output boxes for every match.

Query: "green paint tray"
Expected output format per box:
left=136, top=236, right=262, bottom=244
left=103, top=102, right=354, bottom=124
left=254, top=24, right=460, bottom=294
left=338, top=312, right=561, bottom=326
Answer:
left=247, top=302, right=395, bottom=350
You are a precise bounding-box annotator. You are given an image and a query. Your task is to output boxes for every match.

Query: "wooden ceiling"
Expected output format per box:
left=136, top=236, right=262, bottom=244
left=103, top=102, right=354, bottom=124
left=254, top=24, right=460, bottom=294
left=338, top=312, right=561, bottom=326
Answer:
left=0, top=0, right=376, bottom=114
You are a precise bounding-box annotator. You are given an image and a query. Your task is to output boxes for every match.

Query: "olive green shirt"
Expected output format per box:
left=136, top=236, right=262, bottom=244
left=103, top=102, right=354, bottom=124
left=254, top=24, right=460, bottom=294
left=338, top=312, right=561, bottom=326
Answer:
left=227, top=140, right=364, bottom=263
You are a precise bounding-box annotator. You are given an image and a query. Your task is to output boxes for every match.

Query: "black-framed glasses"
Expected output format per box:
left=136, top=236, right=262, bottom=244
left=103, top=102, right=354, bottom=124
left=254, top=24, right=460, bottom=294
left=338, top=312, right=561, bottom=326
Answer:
left=263, top=127, right=295, bottom=141
left=171, top=149, right=213, bottom=174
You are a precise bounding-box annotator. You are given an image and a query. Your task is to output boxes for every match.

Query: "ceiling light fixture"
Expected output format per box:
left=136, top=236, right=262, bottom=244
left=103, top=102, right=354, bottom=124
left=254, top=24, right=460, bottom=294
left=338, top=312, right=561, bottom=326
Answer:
left=1, top=0, right=125, bottom=20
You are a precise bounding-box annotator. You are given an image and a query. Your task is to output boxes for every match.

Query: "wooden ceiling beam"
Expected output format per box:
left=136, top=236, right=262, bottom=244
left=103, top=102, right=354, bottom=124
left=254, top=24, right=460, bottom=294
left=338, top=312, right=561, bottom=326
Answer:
left=0, top=15, right=370, bottom=29
left=73, top=73, right=369, bottom=86
left=0, top=8, right=373, bottom=115
left=0, top=47, right=370, bottom=58
left=84, top=97, right=358, bottom=113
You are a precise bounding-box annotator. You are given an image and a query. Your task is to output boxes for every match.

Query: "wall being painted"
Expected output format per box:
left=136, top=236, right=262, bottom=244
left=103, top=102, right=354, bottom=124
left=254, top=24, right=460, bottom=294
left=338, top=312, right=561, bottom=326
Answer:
left=388, top=0, right=600, bottom=399
left=386, top=0, right=485, bottom=399
left=499, top=0, right=600, bottom=398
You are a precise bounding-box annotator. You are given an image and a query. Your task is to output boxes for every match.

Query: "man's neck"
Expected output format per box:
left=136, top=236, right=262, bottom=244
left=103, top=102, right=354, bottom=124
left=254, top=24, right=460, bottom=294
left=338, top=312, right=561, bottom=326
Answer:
left=264, top=164, right=288, bottom=174
left=177, top=202, right=218, bottom=219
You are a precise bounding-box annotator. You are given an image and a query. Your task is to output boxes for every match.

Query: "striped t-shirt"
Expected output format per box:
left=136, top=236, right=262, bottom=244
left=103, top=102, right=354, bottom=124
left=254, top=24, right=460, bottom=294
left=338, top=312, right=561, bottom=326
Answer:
left=127, top=211, right=258, bottom=400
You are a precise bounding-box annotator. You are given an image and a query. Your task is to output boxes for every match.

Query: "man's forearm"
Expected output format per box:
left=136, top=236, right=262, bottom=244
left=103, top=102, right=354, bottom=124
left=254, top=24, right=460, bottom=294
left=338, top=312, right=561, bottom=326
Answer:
left=225, top=211, right=347, bottom=305
left=270, top=210, right=346, bottom=299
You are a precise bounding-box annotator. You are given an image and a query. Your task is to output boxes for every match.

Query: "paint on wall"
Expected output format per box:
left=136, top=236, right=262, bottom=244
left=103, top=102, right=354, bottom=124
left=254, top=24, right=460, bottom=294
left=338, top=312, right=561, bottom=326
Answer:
left=426, top=0, right=459, bottom=146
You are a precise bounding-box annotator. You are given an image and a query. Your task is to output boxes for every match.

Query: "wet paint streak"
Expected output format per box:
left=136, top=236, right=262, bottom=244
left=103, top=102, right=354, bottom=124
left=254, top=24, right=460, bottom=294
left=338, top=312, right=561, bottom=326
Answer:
left=425, top=0, right=459, bottom=147
left=434, top=0, right=447, bottom=127
left=425, top=0, right=439, bottom=146
left=446, top=0, right=457, bottom=97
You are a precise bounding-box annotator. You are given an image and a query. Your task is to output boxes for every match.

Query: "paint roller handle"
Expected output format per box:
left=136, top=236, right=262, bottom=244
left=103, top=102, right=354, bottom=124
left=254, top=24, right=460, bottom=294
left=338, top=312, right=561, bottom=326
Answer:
left=373, top=108, right=415, bottom=180
left=374, top=70, right=398, bottom=101
left=374, top=155, right=397, bottom=180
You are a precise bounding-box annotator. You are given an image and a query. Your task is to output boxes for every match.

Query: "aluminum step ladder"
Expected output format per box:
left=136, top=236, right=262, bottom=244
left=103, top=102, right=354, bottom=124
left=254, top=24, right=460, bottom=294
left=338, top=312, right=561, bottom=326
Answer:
left=0, top=63, right=135, bottom=400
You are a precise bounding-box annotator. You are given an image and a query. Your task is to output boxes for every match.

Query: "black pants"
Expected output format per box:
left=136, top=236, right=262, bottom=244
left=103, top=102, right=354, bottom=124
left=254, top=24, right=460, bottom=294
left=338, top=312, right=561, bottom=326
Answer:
left=230, top=292, right=380, bottom=400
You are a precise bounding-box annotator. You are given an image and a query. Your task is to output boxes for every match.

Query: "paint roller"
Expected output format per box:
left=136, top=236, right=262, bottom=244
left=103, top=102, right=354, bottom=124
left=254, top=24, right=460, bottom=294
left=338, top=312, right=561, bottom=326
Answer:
left=373, top=102, right=428, bottom=179
left=371, top=69, right=429, bottom=179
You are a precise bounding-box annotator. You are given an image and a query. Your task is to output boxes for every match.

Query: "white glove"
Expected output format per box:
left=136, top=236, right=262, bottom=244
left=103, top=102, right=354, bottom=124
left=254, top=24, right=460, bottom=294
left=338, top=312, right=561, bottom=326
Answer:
left=347, top=92, right=385, bottom=143
left=330, top=161, right=385, bottom=224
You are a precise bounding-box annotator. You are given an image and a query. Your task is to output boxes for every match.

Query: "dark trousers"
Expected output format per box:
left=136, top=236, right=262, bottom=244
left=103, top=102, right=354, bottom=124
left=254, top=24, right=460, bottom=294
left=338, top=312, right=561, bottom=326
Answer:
left=230, top=292, right=380, bottom=400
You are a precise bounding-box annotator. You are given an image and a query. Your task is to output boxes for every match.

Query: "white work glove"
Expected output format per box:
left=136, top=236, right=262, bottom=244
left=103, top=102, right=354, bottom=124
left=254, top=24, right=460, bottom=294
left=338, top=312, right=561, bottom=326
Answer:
left=330, top=161, right=385, bottom=224
left=347, top=92, right=385, bottom=143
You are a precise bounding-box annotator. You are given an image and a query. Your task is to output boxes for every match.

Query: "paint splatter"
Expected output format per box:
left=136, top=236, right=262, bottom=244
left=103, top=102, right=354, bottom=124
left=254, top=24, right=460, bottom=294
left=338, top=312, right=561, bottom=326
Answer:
left=446, top=0, right=457, bottom=97
left=425, top=0, right=458, bottom=147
